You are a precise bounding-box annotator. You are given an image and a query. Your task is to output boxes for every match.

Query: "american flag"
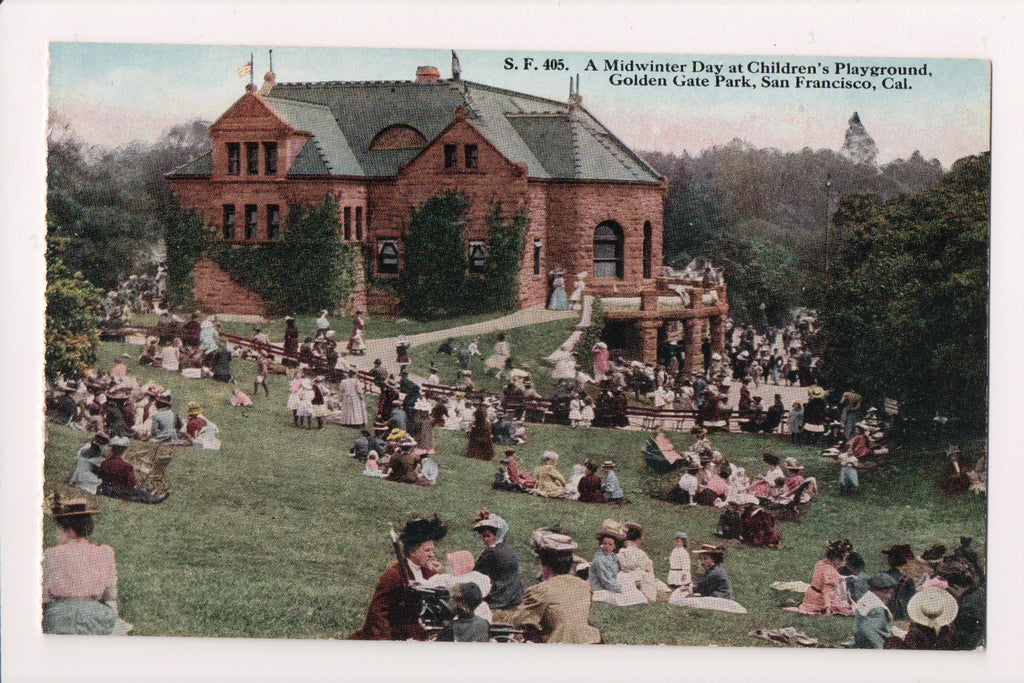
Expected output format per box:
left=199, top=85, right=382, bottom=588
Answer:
left=237, top=59, right=253, bottom=79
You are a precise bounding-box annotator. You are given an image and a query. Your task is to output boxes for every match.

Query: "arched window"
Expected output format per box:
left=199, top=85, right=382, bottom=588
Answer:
left=593, top=221, right=624, bottom=279
left=377, top=240, right=400, bottom=274
left=369, top=125, right=428, bottom=150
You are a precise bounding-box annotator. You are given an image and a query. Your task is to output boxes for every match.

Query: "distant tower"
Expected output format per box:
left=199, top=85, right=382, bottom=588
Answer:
left=839, top=111, right=878, bottom=166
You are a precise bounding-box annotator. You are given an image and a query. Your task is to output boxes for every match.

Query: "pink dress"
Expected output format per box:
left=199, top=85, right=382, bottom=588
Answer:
left=42, top=539, right=117, bottom=603
left=785, top=560, right=853, bottom=615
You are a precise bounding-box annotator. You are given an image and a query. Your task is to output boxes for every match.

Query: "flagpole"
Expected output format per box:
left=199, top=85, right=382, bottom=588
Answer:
left=250, top=52, right=254, bottom=86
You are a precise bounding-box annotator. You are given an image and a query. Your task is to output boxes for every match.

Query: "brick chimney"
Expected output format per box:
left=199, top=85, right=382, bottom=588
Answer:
left=416, top=66, right=441, bottom=83
left=259, top=70, right=276, bottom=96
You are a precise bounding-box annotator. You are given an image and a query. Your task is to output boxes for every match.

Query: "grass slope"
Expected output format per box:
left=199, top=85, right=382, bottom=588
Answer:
left=42, top=342, right=985, bottom=645
left=406, top=318, right=578, bottom=395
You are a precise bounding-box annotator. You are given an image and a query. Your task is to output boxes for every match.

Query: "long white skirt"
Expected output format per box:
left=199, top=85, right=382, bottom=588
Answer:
left=668, top=589, right=747, bottom=614
left=592, top=574, right=649, bottom=606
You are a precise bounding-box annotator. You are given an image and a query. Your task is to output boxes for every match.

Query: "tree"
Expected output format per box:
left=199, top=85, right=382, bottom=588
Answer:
left=477, top=205, right=528, bottom=313
left=399, top=193, right=470, bottom=320
left=45, top=234, right=103, bottom=380
left=816, top=153, right=989, bottom=430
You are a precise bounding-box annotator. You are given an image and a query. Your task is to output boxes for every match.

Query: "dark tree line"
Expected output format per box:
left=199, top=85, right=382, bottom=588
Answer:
left=815, top=153, right=989, bottom=430
left=46, top=114, right=211, bottom=291
left=643, top=141, right=944, bottom=324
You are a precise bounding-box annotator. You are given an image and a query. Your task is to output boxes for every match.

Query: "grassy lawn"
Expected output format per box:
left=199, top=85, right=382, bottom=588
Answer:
left=42, top=342, right=985, bottom=644
left=406, top=318, right=578, bottom=395
left=129, top=311, right=506, bottom=344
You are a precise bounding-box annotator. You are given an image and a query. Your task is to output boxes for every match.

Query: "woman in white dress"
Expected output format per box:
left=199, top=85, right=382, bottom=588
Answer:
left=618, top=523, right=670, bottom=602
left=485, top=332, right=511, bottom=379
left=338, top=370, right=367, bottom=428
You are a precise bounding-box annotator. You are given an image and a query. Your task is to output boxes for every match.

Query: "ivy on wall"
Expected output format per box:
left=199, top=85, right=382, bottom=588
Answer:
left=165, top=198, right=357, bottom=315
left=164, top=201, right=212, bottom=308
left=398, top=193, right=528, bottom=320
left=475, top=204, right=528, bottom=313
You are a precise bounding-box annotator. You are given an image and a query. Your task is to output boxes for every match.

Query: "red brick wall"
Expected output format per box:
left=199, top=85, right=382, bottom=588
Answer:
left=367, top=118, right=530, bottom=275
left=518, top=184, right=549, bottom=308
left=544, top=182, right=664, bottom=299
left=192, top=258, right=267, bottom=315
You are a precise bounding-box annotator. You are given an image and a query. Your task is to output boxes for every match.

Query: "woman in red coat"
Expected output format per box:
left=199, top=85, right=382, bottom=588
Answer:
left=350, top=516, right=447, bottom=641
left=577, top=460, right=605, bottom=503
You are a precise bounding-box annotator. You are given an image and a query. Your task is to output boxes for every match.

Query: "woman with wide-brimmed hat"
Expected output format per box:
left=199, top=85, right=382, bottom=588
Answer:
left=884, top=587, right=958, bottom=650
left=510, top=527, right=601, bottom=643
left=42, top=491, right=123, bottom=634
left=351, top=515, right=447, bottom=641
left=668, top=544, right=747, bottom=613
left=589, top=520, right=646, bottom=606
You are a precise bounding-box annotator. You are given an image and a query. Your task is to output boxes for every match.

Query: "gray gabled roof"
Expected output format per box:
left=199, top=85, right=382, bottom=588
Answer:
left=169, top=150, right=212, bottom=175
left=263, top=97, right=363, bottom=176
left=266, top=79, right=661, bottom=183
left=167, top=78, right=662, bottom=183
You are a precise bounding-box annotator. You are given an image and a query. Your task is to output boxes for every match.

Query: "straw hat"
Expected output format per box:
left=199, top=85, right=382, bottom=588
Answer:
left=187, top=401, right=203, bottom=416
left=907, top=588, right=958, bottom=630
left=602, top=460, right=615, bottom=469
left=595, top=519, right=626, bottom=542
left=541, top=451, right=559, bottom=463
left=782, top=457, right=804, bottom=471
left=46, top=489, right=100, bottom=518
left=693, top=544, right=726, bottom=561
left=109, top=436, right=130, bottom=449
left=808, top=386, right=826, bottom=399
left=530, top=527, right=578, bottom=553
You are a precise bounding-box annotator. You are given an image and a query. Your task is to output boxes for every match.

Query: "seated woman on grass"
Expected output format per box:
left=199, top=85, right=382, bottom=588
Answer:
left=669, top=545, right=747, bottom=613
left=785, top=539, right=854, bottom=615
left=532, top=452, right=569, bottom=498
left=42, top=491, right=125, bottom=635
left=511, top=527, right=601, bottom=644
left=745, top=452, right=785, bottom=499
left=589, top=520, right=646, bottom=606
left=619, top=523, right=670, bottom=602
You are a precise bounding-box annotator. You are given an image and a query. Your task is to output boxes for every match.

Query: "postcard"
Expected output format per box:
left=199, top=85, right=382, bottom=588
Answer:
left=3, top=3, right=1020, bottom=682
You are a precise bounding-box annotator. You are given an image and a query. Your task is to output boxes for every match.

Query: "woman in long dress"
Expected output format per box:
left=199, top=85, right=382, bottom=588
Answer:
left=485, top=332, right=511, bottom=379
left=338, top=370, right=367, bottom=428
left=786, top=540, right=854, bottom=615
left=42, top=493, right=121, bottom=635
left=547, top=272, right=569, bottom=311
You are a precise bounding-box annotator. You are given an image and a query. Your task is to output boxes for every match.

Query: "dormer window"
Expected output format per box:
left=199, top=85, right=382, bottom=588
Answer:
left=227, top=143, right=240, bottom=175
left=444, top=144, right=458, bottom=170
left=264, top=142, right=278, bottom=175
left=246, top=143, right=260, bottom=175
left=465, top=144, right=479, bottom=169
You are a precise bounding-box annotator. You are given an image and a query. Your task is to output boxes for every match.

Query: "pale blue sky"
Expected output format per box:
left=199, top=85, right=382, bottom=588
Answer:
left=49, top=44, right=989, bottom=167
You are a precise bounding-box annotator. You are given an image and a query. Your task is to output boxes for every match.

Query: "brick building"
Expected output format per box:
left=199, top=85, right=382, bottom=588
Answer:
left=167, top=65, right=727, bottom=369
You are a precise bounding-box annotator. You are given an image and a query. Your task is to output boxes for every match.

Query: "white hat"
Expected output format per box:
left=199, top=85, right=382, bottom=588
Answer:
left=907, top=588, right=958, bottom=630
left=109, top=436, right=131, bottom=448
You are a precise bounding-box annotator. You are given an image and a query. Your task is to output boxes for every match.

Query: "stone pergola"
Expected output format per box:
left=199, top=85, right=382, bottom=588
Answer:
left=603, top=277, right=729, bottom=373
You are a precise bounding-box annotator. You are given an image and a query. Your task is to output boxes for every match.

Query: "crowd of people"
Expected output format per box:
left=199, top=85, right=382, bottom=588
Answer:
left=779, top=537, right=985, bottom=650
left=43, top=300, right=985, bottom=649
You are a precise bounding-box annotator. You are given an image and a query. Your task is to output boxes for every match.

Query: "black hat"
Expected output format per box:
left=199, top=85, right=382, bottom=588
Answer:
left=400, top=515, right=447, bottom=549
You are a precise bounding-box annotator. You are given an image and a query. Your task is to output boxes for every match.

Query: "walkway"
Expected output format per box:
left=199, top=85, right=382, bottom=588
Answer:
left=347, top=308, right=578, bottom=378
